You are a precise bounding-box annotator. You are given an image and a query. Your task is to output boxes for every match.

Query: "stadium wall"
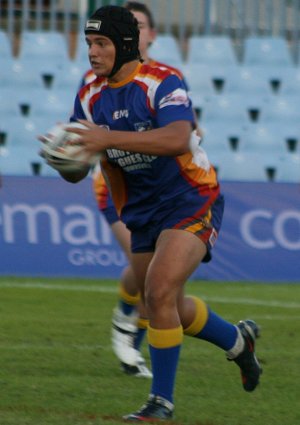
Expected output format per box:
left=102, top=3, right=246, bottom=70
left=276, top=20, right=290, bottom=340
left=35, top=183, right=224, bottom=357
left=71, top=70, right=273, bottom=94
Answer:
left=0, top=176, right=299, bottom=282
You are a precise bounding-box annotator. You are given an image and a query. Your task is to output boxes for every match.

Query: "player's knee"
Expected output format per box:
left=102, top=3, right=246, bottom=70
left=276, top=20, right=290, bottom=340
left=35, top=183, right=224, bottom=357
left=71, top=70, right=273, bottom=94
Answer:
left=145, top=283, right=176, bottom=313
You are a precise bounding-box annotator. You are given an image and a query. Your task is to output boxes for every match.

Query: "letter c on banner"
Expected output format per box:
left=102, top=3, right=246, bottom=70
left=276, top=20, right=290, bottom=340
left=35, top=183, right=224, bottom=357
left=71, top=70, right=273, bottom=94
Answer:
left=241, top=209, right=300, bottom=250
left=240, top=209, right=275, bottom=249
left=274, top=211, right=300, bottom=250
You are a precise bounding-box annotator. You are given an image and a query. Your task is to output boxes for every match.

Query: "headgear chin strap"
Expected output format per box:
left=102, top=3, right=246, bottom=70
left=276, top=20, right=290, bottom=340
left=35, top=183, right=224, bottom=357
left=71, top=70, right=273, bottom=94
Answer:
left=85, top=5, right=140, bottom=77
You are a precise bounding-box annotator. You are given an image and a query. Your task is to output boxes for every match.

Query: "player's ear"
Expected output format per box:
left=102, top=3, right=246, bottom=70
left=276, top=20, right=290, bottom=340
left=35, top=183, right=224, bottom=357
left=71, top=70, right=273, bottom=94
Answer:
left=149, top=28, right=157, bottom=46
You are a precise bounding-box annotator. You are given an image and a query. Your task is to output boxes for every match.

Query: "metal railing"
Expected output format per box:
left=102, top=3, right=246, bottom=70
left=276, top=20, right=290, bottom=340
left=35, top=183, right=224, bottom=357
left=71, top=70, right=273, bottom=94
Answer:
left=1, top=0, right=300, bottom=61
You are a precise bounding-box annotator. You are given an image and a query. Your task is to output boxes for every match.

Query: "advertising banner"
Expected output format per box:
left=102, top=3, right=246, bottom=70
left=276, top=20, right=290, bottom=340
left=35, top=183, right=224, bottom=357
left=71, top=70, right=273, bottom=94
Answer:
left=0, top=176, right=299, bottom=282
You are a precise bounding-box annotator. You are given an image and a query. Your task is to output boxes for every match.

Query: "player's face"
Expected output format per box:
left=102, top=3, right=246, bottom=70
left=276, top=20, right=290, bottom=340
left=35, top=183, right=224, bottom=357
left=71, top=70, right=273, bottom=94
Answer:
left=131, top=10, right=156, bottom=61
left=86, top=34, right=116, bottom=77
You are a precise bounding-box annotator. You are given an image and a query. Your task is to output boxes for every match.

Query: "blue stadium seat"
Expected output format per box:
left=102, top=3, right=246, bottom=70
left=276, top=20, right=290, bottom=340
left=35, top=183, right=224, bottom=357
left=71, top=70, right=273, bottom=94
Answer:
left=259, top=94, right=300, bottom=124
left=0, top=145, right=43, bottom=176
left=0, top=58, right=16, bottom=88
left=201, top=120, right=248, bottom=154
left=0, top=116, right=57, bottom=176
left=275, top=153, right=300, bottom=182
left=186, top=35, right=238, bottom=66
left=148, top=34, right=184, bottom=67
left=3, top=116, right=40, bottom=150
left=224, top=65, right=274, bottom=99
left=266, top=121, right=300, bottom=154
left=209, top=152, right=273, bottom=182
left=0, top=60, right=45, bottom=90
left=249, top=65, right=299, bottom=94
left=0, top=30, right=13, bottom=59
left=19, top=31, right=70, bottom=66
left=51, top=62, right=87, bottom=93
left=242, top=36, right=293, bottom=67
left=278, top=67, right=300, bottom=96
left=239, top=123, right=290, bottom=155
left=201, top=94, right=250, bottom=126
left=39, top=163, right=61, bottom=177
left=0, top=87, right=23, bottom=116
left=0, top=86, right=51, bottom=118
left=73, top=35, right=91, bottom=70
left=17, top=56, right=65, bottom=89
left=183, top=64, right=221, bottom=101
left=30, top=90, right=74, bottom=123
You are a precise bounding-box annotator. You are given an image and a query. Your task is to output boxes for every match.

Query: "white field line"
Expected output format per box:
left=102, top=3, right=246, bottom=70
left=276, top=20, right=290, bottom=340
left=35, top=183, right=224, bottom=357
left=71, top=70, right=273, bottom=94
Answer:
left=0, top=281, right=117, bottom=293
left=0, top=343, right=111, bottom=351
left=0, top=280, right=300, bottom=309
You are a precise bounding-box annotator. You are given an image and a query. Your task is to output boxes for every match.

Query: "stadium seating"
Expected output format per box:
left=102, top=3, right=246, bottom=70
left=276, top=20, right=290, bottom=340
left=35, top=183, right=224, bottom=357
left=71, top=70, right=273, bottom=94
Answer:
left=0, top=58, right=15, bottom=88
left=0, top=30, right=13, bottom=59
left=0, top=145, right=43, bottom=176
left=224, top=65, right=276, bottom=99
left=30, top=90, right=74, bottom=123
left=0, top=115, right=61, bottom=177
left=210, top=152, right=276, bottom=182
left=275, top=153, right=300, bottom=182
left=250, top=65, right=299, bottom=94
left=242, top=36, right=294, bottom=67
left=148, top=34, right=184, bottom=68
left=51, top=61, right=87, bottom=93
left=0, top=59, right=45, bottom=90
left=183, top=64, right=222, bottom=101
left=259, top=94, right=300, bottom=124
left=201, top=120, right=248, bottom=154
left=200, top=94, right=250, bottom=126
left=186, top=35, right=238, bottom=66
left=278, top=67, right=300, bottom=96
left=3, top=116, right=40, bottom=150
left=73, top=34, right=91, bottom=69
left=18, top=30, right=70, bottom=66
left=239, top=123, right=291, bottom=155
left=1, top=25, right=299, bottom=182
left=0, top=87, right=23, bottom=117
left=20, top=58, right=64, bottom=89
left=0, top=86, right=57, bottom=119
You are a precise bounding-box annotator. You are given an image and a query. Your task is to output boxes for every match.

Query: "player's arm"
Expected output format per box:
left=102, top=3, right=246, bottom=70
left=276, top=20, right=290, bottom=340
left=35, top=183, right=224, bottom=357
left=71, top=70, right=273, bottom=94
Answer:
left=67, top=120, right=192, bottom=157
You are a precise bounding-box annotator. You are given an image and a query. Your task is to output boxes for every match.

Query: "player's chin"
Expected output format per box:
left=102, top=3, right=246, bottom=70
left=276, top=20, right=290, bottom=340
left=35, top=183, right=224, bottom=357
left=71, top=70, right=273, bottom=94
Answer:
left=91, top=64, right=109, bottom=77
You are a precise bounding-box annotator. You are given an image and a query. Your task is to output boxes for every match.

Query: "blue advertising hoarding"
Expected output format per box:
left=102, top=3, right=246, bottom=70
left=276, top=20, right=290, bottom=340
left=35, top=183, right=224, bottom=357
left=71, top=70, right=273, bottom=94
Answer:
left=0, top=176, right=299, bottom=282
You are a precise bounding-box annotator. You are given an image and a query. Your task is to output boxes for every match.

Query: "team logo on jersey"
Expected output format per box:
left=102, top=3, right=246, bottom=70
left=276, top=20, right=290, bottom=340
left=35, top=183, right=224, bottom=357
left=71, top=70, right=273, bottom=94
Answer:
left=134, top=121, right=152, bottom=132
left=112, top=109, right=129, bottom=120
left=159, top=88, right=189, bottom=109
left=106, top=148, right=157, bottom=172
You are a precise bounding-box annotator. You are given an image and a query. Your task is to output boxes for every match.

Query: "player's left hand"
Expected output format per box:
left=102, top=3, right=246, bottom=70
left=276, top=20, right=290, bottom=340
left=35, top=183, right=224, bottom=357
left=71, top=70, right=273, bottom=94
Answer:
left=65, top=120, right=109, bottom=158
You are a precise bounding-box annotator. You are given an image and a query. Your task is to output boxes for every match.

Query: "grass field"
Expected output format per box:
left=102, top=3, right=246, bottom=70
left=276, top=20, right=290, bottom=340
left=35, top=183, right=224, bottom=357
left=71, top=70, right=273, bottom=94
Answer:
left=0, top=276, right=299, bottom=425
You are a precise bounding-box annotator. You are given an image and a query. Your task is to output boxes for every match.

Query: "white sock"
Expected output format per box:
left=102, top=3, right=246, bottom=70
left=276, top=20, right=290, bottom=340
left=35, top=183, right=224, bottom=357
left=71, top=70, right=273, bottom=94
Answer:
left=226, top=326, right=245, bottom=359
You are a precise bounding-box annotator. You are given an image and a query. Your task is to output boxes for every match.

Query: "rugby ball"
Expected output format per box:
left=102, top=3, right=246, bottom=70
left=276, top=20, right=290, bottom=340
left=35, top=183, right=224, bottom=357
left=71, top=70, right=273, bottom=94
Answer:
left=41, top=122, right=101, bottom=172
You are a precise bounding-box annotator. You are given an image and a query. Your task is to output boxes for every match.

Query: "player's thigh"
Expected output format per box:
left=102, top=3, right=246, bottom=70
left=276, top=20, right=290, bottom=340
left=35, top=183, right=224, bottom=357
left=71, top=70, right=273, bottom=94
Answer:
left=131, top=252, right=154, bottom=297
left=110, top=220, right=132, bottom=259
left=147, top=229, right=206, bottom=292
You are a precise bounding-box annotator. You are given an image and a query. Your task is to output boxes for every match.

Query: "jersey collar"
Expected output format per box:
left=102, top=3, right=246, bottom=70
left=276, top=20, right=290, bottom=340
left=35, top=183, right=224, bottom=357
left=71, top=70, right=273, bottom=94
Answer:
left=108, top=62, right=142, bottom=88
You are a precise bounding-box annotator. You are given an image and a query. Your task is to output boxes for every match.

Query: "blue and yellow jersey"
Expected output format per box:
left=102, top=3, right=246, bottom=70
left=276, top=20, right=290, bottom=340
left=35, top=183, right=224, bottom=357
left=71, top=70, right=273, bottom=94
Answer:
left=72, top=62, right=219, bottom=230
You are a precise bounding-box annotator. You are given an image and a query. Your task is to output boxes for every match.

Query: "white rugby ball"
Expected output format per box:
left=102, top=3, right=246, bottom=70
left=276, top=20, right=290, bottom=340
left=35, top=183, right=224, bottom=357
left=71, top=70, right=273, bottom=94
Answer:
left=42, top=122, right=100, bottom=165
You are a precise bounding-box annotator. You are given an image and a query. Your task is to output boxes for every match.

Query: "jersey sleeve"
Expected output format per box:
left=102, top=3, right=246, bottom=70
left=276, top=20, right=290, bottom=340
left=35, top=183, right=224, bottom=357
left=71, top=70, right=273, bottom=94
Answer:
left=69, top=93, right=87, bottom=122
left=154, top=74, right=194, bottom=127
